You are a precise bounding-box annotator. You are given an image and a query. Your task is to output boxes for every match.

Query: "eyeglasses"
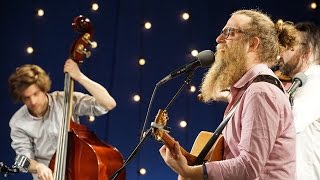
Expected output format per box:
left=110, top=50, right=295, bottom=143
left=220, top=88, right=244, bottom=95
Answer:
left=220, top=27, right=243, bottom=39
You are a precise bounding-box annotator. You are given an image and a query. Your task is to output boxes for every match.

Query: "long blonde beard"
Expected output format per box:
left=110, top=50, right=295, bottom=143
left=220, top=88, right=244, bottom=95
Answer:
left=200, top=41, right=247, bottom=102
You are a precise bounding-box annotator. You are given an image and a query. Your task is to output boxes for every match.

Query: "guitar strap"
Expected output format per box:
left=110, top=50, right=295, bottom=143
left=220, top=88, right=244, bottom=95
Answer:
left=253, top=74, right=284, bottom=93
left=194, top=74, right=284, bottom=165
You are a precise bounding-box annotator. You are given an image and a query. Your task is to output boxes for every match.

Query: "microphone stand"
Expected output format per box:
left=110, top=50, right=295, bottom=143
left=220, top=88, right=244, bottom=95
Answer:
left=109, top=71, right=195, bottom=180
left=164, top=71, right=194, bottom=111
left=139, top=83, right=161, bottom=140
left=0, top=161, right=20, bottom=178
left=150, top=71, right=194, bottom=138
left=150, top=71, right=194, bottom=134
left=109, top=128, right=152, bottom=180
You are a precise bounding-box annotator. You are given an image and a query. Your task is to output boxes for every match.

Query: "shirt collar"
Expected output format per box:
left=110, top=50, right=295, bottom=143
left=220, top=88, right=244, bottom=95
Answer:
left=25, top=93, right=51, bottom=120
left=226, top=64, right=272, bottom=112
left=233, top=64, right=269, bottom=89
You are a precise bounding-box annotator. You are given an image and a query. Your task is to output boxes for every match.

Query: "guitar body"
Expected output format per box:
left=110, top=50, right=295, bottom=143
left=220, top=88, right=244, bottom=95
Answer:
left=190, top=131, right=224, bottom=162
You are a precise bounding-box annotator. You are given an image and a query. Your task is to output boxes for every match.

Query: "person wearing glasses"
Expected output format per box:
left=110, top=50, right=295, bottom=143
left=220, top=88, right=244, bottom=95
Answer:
left=278, top=22, right=320, bottom=180
left=159, top=9, right=297, bottom=179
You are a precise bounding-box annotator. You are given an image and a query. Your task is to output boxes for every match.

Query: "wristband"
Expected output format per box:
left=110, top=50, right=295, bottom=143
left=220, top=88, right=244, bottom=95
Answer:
left=202, top=162, right=208, bottom=180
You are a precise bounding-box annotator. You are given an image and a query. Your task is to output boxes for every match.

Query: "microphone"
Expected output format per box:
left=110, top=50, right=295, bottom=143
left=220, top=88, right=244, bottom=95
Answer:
left=157, top=50, right=214, bottom=85
left=0, top=162, right=11, bottom=173
left=0, top=155, right=31, bottom=177
left=0, top=162, right=19, bottom=177
left=287, top=72, right=307, bottom=96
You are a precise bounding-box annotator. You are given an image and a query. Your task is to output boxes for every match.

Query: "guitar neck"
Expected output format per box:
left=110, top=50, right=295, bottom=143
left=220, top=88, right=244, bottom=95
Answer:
left=161, top=132, right=197, bottom=165
left=152, top=109, right=223, bottom=165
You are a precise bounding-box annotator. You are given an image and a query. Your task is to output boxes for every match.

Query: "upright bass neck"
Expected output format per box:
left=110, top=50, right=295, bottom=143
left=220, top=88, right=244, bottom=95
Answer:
left=53, top=15, right=94, bottom=180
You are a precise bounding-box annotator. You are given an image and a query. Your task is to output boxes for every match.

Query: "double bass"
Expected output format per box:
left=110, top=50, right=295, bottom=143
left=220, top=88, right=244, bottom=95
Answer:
left=49, top=15, right=125, bottom=180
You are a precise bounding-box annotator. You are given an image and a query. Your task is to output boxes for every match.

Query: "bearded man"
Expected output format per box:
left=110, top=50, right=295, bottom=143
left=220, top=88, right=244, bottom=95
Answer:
left=279, top=22, right=320, bottom=180
left=159, top=9, right=298, bottom=180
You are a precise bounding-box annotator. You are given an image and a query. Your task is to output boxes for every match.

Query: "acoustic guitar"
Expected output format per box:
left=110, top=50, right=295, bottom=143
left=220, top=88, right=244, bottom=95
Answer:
left=152, top=109, right=224, bottom=165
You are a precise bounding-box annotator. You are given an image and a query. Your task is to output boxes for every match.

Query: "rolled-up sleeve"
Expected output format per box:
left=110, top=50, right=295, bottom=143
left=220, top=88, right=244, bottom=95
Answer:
left=72, top=92, right=108, bottom=116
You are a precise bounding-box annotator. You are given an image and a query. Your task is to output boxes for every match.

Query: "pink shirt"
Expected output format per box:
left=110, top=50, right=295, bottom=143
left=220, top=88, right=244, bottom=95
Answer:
left=206, top=64, right=295, bottom=180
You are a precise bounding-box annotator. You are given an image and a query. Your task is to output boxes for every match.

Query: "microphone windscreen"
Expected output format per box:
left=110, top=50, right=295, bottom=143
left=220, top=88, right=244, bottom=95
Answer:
left=292, top=72, right=307, bottom=86
left=197, top=50, right=215, bottom=68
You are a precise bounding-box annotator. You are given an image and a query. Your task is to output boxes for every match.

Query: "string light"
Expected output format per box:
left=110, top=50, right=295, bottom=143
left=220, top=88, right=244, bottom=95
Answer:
left=37, top=9, right=44, bottom=17
left=26, top=46, right=34, bottom=54
left=10, top=2, right=320, bottom=180
left=138, top=58, right=146, bottom=66
left=88, top=116, right=95, bottom=122
left=133, top=94, right=141, bottom=102
left=191, top=50, right=198, bottom=57
left=179, top=120, right=187, bottom=128
left=91, top=41, right=98, bottom=49
left=190, top=85, right=196, bottom=92
left=310, top=2, right=317, bottom=9
left=138, top=168, right=147, bottom=175
left=91, top=3, right=99, bottom=11
left=144, top=22, right=152, bottom=30
left=277, top=19, right=284, bottom=24
left=181, top=12, right=190, bottom=20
